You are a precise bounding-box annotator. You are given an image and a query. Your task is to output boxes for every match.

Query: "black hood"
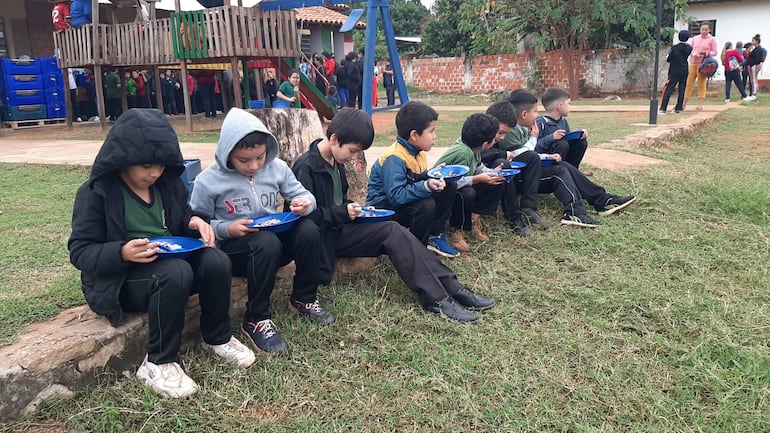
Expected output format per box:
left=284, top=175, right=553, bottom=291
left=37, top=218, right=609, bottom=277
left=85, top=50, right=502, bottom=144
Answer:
left=89, top=109, right=185, bottom=184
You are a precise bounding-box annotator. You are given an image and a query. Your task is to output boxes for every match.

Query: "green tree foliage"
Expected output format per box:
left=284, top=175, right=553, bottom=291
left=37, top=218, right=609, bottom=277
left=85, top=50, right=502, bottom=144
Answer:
left=388, top=0, right=430, bottom=37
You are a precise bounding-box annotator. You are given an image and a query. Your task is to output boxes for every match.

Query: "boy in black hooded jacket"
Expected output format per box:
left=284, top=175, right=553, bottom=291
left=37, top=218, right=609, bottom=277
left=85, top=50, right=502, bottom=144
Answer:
left=68, top=109, right=255, bottom=399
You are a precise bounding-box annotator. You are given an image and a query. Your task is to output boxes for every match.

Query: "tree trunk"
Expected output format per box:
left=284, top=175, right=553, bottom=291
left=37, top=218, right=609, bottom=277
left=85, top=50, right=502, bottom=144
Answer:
left=247, top=108, right=368, bottom=200
left=563, top=45, right=580, bottom=99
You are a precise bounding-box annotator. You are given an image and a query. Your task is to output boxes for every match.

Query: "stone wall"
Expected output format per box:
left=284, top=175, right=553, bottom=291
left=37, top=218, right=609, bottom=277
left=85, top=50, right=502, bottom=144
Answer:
left=401, top=48, right=669, bottom=96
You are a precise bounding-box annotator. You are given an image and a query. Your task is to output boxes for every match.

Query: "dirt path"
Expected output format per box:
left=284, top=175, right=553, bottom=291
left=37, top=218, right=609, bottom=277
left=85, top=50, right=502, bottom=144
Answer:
left=0, top=103, right=734, bottom=170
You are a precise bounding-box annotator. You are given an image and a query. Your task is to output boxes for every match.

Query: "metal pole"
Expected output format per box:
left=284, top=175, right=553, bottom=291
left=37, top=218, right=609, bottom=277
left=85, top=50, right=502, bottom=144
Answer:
left=649, top=0, right=662, bottom=124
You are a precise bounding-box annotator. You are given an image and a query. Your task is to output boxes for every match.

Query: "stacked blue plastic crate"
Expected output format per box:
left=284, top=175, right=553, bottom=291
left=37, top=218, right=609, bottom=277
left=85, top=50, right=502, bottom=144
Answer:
left=0, top=58, right=48, bottom=122
left=40, top=56, right=66, bottom=119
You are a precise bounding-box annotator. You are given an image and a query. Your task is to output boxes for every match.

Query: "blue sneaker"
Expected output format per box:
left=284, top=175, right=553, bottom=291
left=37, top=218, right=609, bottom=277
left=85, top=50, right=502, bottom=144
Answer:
left=427, top=232, right=460, bottom=258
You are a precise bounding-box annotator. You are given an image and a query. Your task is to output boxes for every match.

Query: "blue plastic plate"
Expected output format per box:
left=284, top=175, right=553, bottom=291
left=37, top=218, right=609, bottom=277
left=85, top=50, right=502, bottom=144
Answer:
left=508, top=161, right=526, bottom=169
left=148, top=236, right=205, bottom=260
left=564, top=130, right=584, bottom=141
left=541, top=158, right=555, bottom=167
left=495, top=168, right=521, bottom=181
left=247, top=212, right=301, bottom=233
left=356, top=208, right=395, bottom=223
left=427, top=164, right=470, bottom=182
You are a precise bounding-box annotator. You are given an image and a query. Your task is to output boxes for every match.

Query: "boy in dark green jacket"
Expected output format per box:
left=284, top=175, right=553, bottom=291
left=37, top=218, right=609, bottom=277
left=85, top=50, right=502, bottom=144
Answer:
left=433, top=113, right=505, bottom=251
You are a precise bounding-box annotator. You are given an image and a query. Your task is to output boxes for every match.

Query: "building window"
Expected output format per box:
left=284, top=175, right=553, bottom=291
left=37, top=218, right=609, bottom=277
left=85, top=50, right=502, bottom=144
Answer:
left=0, top=18, right=7, bottom=58
left=690, top=20, right=717, bottom=37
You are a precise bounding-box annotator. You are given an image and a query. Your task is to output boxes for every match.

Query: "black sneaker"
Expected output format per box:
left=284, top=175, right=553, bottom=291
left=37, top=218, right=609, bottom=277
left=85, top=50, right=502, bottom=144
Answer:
left=289, top=298, right=336, bottom=325
left=522, top=208, right=550, bottom=230
left=597, top=195, right=637, bottom=216
left=452, top=287, right=496, bottom=311
left=240, top=319, right=288, bottom=354
left=422, top=297, right=478, bottom=323
left=510, top=218, right=534, bottom=238
left=560, top=213, right=599, bottom=228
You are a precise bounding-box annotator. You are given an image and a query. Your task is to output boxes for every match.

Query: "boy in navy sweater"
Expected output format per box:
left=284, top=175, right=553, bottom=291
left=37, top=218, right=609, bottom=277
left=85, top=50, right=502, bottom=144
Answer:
left=292, top=108, right=494, bottom=322
left=536, top=87, right=589, bottom=170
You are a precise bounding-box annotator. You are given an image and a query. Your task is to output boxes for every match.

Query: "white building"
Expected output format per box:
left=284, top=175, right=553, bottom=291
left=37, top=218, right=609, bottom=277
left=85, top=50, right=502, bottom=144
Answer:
left=677, top=0, right=769, bottom=85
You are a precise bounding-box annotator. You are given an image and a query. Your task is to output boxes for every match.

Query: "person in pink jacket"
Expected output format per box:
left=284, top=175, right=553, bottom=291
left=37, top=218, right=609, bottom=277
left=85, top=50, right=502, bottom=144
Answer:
left=684, top=23, right=718, bottom=111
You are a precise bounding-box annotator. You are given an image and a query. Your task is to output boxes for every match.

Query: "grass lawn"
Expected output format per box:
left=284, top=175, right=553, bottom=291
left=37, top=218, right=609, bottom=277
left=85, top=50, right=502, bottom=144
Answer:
left=2, top=100, right=770, bottom=432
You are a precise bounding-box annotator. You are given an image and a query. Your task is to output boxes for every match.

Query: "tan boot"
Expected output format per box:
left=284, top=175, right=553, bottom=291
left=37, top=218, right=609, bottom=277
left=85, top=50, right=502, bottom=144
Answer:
left=447, top=229, right=471, bottom=253
left=471, top=214, right=489, bottom=242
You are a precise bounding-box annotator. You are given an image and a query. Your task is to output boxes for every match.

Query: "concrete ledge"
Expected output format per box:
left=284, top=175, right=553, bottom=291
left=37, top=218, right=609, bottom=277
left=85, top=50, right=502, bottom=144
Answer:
left=0, top=257, right=376, bottom=421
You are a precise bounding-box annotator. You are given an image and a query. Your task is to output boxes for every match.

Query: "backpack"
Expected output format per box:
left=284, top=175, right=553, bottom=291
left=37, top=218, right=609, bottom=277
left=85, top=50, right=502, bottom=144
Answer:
left=699, top=56, right=719, bottom=78
left=728, top=55, right=740, bottom=72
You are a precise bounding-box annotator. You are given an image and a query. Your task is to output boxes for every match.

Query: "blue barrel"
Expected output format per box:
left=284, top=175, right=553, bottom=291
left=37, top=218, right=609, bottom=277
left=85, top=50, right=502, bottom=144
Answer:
left=248, top=99, right=266, bottom=109
left=272, top=100, right=291, bottom=109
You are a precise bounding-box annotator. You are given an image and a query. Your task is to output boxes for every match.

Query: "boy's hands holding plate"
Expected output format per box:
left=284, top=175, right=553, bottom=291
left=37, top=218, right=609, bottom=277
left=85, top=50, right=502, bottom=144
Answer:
left=121, top=238, right=160, bottom=263
left=228, top=219, right=261, bottom=238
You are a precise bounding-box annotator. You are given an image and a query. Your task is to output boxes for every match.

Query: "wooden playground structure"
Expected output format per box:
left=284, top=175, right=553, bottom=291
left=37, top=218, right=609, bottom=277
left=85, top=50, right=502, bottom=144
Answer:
left=51, top=0, right=335, bottom=130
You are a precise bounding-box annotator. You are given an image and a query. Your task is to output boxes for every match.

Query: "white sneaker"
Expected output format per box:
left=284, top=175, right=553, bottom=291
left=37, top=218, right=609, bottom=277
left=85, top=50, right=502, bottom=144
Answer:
left=202, top=336, right=256, bottom=368
left=742, top=96, right=752, bottom=101
left=135, top=355, right=198, bottom=398
left=657, top=110, right=666, bottom=115
left=725, top=99, right=730, bottom=103
left=749, top=95, right=757, bottom=100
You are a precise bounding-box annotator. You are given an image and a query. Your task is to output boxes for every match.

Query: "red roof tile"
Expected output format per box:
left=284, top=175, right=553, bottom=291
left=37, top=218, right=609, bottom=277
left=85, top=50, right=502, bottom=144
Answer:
left=295, top=6, right=365, bottom=29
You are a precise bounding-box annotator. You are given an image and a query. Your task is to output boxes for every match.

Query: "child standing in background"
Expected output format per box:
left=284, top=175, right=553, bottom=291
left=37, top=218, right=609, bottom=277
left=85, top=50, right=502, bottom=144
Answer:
left=722, top=41, right=749, bottom=102
left=659, top=30, right=693, bottom=114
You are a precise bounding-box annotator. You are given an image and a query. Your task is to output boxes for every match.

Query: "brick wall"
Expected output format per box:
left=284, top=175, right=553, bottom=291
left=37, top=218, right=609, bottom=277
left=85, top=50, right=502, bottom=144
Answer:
left=402, top=48, right=668, bottom=96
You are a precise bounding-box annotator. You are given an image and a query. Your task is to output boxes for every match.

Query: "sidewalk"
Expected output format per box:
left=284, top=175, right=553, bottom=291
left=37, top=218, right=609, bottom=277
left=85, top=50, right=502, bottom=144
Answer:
left=0, top=103, right=734, bottom=170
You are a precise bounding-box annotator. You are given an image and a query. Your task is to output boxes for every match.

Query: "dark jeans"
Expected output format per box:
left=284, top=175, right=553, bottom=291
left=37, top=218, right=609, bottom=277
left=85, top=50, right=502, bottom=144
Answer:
left=742, top=69, right=753, bottom=95
left=538, top=162, right=611, bottom=216
left=660, top=71, right=688, bottom=112
left=348, top=84, right=361, bottom=108
left=488, top=150, right=541, bottom=223
left=725, top=70, right=747, bottom=100
left=163, top=94, right=177, bottom=115
left=338, top=86, right=349, bottom=108
left=390, top=182, right=457, bottom=244
left=118, top=247, right=232, bottom=364
left=199, top=83, right=216, bottom=117
left=69, top=89, right=81, bottom=120
left=219, top=218, right=323, bottom=323
left=106, top=97, right=122, bottom=121
left=385, top=85, right=395, bottom=106
left=450, top=183, right=504, bottom=231
left=332, top=222, right=463, bottom=305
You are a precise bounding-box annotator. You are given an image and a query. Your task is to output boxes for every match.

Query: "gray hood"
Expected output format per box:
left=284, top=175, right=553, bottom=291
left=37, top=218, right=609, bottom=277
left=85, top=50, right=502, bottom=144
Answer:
left=214, top=107, right=279, bottom=172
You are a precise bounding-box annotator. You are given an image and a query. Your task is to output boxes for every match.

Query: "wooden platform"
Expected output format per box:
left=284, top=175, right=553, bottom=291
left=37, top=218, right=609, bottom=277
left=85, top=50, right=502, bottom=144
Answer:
left=1, top=118, right=66, bottom=130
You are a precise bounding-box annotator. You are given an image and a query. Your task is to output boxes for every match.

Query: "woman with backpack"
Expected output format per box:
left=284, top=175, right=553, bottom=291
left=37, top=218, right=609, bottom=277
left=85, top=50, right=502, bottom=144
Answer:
left=684, top=23, right=718, bottom=111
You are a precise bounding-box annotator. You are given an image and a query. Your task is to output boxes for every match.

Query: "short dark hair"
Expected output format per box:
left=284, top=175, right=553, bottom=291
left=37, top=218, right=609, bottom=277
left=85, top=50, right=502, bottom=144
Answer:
left=461, top=113, right=499, bottom=149
left=507, top=89, right=538, bottom=116
left=328, top=85, right=337, bottom=96
left=234, top=131, right=270, bottom=150
left=395, top=101, right=438, bottom=139
left=486, top=101, right=517, bottom=127
left=327, top=108, right=375, bottom=150
left=541, top=87, right=571, bottom=111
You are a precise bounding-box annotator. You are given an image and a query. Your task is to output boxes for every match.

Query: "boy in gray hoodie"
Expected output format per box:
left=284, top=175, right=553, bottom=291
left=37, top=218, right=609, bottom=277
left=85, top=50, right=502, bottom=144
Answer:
left=191, top=107, right=332, bottom=354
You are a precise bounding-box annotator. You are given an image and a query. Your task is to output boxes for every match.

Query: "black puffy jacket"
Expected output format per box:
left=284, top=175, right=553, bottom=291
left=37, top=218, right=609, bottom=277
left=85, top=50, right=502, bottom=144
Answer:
left=68, top=109, right=204, bottom=326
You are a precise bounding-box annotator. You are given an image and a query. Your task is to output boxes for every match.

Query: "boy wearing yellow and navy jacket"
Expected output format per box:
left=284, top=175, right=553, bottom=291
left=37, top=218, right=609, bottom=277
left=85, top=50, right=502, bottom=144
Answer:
left=365, top=101, right=459, bottom=258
